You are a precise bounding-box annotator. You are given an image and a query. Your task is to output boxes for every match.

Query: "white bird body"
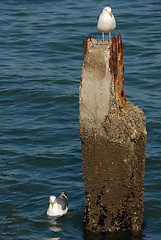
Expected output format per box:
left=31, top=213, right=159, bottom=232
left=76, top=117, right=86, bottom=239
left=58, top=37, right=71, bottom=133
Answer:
left=47, top=192, right=68, bottom=217
left=97, top=6, right=116, bottom=42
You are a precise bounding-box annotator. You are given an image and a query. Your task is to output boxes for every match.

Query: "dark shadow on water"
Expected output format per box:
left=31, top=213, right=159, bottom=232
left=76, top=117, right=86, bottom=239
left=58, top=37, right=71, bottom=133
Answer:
left=83, top=229, right=144, bottom=240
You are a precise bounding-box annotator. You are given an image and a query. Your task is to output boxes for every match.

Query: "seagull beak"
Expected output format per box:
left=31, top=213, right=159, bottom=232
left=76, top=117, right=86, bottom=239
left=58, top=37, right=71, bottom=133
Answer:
left=52, top=201, right=54, bottom=207
left=109, top=12, right=113, bottom=17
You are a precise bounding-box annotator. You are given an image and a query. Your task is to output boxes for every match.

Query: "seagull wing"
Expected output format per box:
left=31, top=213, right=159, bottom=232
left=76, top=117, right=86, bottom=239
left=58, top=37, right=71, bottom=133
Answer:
left=57, top=196, right=68, bottom=210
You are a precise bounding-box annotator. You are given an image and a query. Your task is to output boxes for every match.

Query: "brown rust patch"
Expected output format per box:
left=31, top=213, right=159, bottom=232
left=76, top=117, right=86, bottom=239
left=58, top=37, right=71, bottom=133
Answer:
left=87, top=35, right=92, bottom=40
left=83, top=38, right=87, bottom=56
left=110, top=33, right=127, bottom=110
left=83, top=35, right=93, bottom=56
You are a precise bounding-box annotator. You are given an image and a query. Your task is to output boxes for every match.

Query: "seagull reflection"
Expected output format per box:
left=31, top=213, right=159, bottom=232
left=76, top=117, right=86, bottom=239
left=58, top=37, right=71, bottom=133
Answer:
left=47, top=217, right=63, bottom=232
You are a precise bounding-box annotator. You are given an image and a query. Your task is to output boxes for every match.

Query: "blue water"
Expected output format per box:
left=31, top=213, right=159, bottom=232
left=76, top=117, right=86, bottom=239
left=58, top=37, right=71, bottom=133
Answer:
left=1, top=0, right=161, bottom=239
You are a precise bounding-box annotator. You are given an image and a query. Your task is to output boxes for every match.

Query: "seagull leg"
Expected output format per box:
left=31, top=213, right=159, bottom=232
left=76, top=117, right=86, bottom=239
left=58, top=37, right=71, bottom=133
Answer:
left=98, top=32, right=111, bottom=45
left=102, top=32, right=104, bottom=42
left=109, top=32, right=112, bottom=44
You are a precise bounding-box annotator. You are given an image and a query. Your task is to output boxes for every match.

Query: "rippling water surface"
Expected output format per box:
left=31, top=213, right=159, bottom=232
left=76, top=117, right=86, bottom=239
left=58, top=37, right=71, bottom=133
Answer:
left=1, top=0, right=161, bottom=239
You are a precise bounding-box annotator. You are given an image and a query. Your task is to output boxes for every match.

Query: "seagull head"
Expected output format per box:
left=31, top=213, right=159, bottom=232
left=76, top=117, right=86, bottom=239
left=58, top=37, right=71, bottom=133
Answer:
left=103, top=6, right=113, bottom=16
left=49, top=196, right=56, bottom=207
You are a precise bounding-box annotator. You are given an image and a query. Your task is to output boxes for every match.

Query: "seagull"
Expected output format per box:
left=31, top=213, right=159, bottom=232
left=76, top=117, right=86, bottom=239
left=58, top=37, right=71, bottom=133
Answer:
left=47, top=191, right=68, bottom=217
left=97, top=6, right=116, bottom=43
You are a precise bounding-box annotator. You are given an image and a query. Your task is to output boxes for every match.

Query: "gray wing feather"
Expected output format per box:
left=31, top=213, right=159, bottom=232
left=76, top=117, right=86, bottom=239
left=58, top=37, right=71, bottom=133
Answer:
left=56, top=197, right=68, bottom=210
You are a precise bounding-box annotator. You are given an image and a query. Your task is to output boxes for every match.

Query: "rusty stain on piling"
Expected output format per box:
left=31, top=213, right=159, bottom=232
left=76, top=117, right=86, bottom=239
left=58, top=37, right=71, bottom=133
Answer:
left=83, top=35, right=92, bottom=56
left=83, top=38, right=87, bottom=56
left=110, top=33, right=127, bottom=111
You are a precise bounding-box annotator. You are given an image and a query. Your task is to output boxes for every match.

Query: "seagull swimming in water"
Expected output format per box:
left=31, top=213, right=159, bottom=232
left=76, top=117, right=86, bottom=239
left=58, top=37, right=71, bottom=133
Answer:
left=47, top=191, right=68, bottom=217
left=97, top=6, right=116, bottom=43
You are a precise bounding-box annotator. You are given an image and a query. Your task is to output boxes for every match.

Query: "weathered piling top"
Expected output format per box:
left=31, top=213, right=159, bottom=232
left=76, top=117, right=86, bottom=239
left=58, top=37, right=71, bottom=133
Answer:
left=80, top=33, right=146, bottom=144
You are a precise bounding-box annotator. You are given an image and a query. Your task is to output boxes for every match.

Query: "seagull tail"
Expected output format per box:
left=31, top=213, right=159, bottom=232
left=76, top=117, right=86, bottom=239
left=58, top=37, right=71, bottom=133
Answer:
left=62, top=191, right=68, bottom=199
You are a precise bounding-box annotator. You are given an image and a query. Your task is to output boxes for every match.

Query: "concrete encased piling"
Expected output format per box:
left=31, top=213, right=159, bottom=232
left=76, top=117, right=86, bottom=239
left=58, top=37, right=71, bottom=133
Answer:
left=79, top=33, right=147, bottom=232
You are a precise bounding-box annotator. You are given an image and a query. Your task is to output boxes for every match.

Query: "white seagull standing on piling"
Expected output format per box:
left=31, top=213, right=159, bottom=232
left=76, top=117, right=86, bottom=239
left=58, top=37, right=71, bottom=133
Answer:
left=97, top=6, right=116, bottom=43
left=47, top=191, right=68, bottom=217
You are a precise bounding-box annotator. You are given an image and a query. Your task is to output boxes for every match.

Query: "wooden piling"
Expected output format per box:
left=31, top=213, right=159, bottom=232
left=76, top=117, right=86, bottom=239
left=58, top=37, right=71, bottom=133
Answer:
left=79, top=33, right=146, bottom=232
